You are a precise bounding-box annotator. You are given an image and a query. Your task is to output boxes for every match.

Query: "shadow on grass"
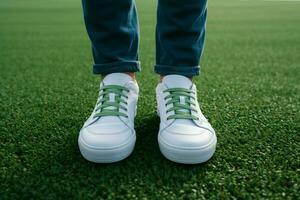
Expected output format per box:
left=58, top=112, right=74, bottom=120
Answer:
left=25, top=114, right=215, bottom=196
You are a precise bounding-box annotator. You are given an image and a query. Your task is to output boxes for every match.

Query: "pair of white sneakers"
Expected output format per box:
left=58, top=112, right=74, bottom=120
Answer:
left=78, top=73, right=217, bottom=164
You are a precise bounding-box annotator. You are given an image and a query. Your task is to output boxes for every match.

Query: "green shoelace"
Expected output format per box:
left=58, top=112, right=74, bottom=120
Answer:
left=94, top=85, right=129, bottom=118
left=164, top=88, right=198, bottom=120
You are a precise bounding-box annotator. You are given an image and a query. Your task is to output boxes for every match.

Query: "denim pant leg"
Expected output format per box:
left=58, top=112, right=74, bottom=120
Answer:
left=155, top=0, right=208, bottom=77
left=82, top=0, right=140, bottom=75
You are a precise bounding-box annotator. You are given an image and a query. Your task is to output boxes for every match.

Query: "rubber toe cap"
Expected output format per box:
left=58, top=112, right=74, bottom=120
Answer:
left=79, top=123, right=134, bottom=149
left=159, top=124, right=216, bottom=149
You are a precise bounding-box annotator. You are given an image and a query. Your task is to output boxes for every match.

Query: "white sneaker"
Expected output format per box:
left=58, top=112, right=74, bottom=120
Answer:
left=156, top=75, right=217, bottom=164
left=78, top=73, right=139, bottom=163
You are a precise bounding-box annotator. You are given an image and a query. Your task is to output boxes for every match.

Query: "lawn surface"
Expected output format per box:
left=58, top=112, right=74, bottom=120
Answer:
left=0, top=0, right=299, bottom=199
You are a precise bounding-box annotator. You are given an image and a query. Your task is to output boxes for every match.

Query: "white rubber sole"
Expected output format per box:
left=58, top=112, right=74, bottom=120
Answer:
left=78, top=133, right=136, bottom=163
left=158, top=135, right=217, bottom=164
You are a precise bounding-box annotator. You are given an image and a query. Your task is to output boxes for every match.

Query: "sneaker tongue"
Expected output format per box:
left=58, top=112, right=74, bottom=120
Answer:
left=162, top=75, right=192, bottom=89
left=103, top=73, right=132, bottom=86
left=162, top=75, right=194, bottom=125
left=98, top=73, right=132, bottom=120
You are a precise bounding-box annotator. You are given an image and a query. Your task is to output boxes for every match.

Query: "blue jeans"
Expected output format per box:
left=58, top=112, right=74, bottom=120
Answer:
left=82, top=0, right=207, bottom=77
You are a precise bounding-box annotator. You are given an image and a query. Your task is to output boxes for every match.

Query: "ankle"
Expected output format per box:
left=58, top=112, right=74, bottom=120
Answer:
left=102, top=72, right=136, bottom=81
left=159, top=75, right=193, bottom=82
left=125, top=72, right=136, bottom=80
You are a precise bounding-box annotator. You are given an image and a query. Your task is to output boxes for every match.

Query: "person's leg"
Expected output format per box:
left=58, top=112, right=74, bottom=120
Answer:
left=82, top=0, right=140, bottom=75
left=79, top=0, right=139, bottom=163
left=155, top=0, right=207, bottom=77
left=155, top=0, right=217, bottom=164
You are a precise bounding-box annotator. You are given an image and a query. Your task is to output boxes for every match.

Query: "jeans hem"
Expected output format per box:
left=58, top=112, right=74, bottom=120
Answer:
left=154, top=64, right=200, bottom=77
left=93, top=61, right=141, bottom=75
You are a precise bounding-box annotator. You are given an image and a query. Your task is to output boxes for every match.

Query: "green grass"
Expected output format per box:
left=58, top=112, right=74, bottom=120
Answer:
left=0, top=0, right=299, bottom=199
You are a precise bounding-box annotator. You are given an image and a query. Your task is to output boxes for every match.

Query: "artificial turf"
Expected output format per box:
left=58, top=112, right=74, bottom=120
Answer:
left=0, top=0, right=299, bottom=199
